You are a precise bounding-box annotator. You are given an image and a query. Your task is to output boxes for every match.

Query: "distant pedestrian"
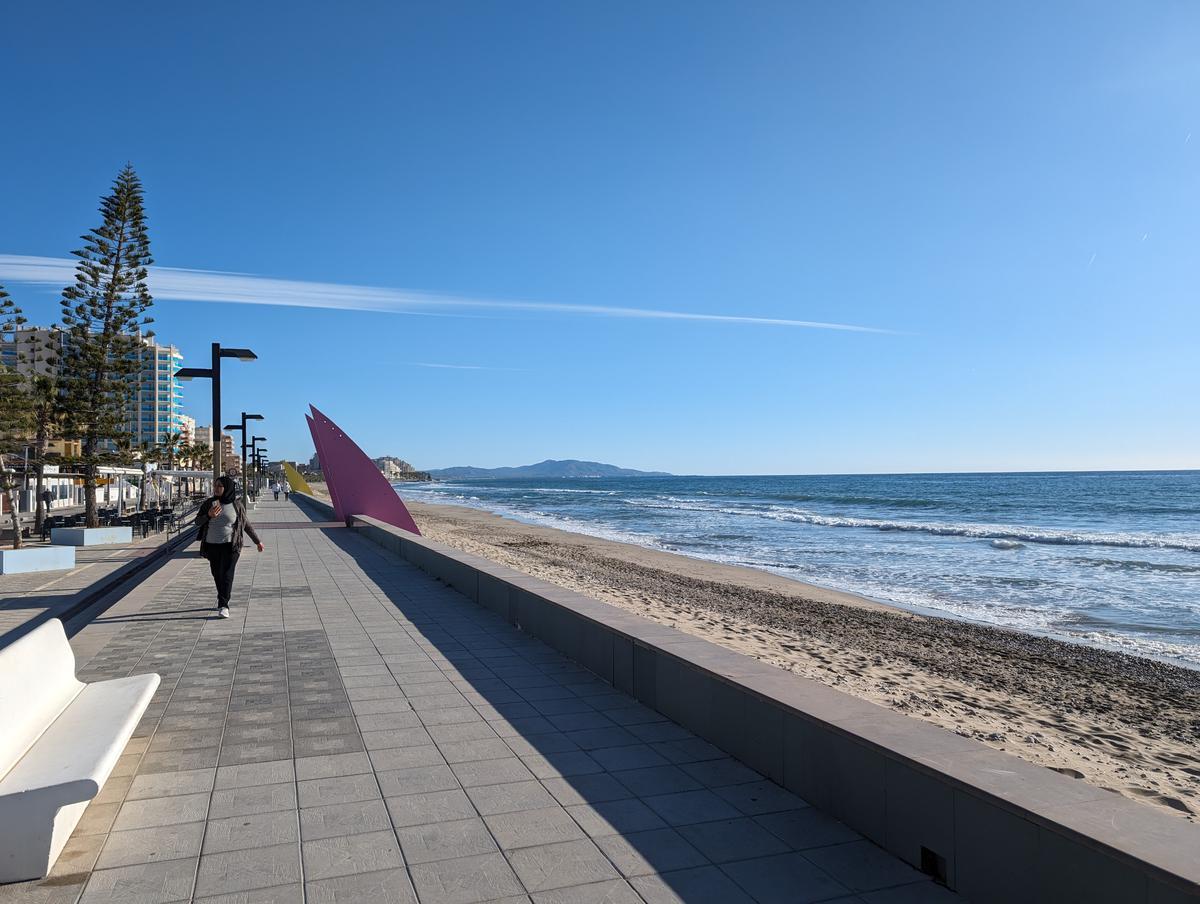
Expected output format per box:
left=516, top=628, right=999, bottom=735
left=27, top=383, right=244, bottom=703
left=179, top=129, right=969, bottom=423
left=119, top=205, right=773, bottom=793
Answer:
left=272, top=481, right=280, bottom=501
left=194, top=476, right=264, bottom=618
left=283, top=484, right=291, bottom=501
left=40, top=489, right=51, bottom=510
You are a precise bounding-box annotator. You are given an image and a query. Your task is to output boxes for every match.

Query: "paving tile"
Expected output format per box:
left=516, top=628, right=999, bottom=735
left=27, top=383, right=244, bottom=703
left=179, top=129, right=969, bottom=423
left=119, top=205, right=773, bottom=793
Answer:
left=530, top=879, right=643, bottom=904
left=485, top=806, right=587, bottom=850
left=452, top=756, right=538, bottom=788
left=540, top=774, right=634, bottom=808
left=369, top=744, right=446, bottom=771
left=467, top=780, right=559, bottom=816
left=351, top=696, right=416, bottom=715
left=631, top=865, right=757, bottom=904
left=377, top=763, right=460, bottom=797
left=386, top=788, right=479, bottom=828
left=221, top=723, right=291, bottom=745
left=306, top=867, right=418, bottom=904
left=295, top=751, right=373, bottom=781
left=755, top=808, right=861, bottom=850
left=593, top=827, right=710, bottom=878
left=138, top=746, right=220, bottom=773
left=588, top=745, right=670, bottom=772
left=356, top=711, right=424, bottom=731
left=680, top=757, right=762, bottom=788
left=507, top=838, right=620, bottom=893
left=565, top=798, right=668, bottom=837
left=609, top=765, right=701, bottom=797
left=362, top=727, right=435, bottom=750
left=112, top=792, right=210, bottom=831
left=298, top=798, right=391, bottom=842
left=220, top=740, right=295, bottom=766
left=521, top=751, right=603, bottom=779
left=302, top=829, right=405, bottom=881
left=202, top=810, right=300, bottom=854
left=641, top=789, right=742, bottom=827
left=52, top=831, right=106, bottom=877
left=194, top=842, right=302, bottom=897
left=420, top=706, right=484, bottom=726
left=214, top=759, right=295, bottom=790
left=677, top=817, right=791, bottom=863
left=440, top=738, right=515, bottom=764
left=861, top=883, right=958, bottom=903
left=209, top=782, right=298, bottom=819
left=78, top=857, right=199, bottom=903
left=95, top=822, right=206, bottom=869
left=395, top=817, right=498, bottom=864
left=298, top=773, right=382, bottom=808
left=428, top=722, right=500, bottom=744
left=804, top=840, right=928, bottom=892
left=713, top=780, right=807, bottom=816
left=293, top=734, right=365, bottom=757
left=126, top=767, right=216, bottom=800
left=720, top=852, right=850, bottom=903
left=408, top=851, right=526, bottom=904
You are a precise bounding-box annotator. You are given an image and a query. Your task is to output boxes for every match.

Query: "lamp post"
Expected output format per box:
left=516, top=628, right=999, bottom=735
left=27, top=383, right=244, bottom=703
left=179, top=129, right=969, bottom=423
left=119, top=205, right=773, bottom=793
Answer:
left=222, top=412, right=263, bottom=506
left=255, top=448, right=270, bottom=497
left=254, top=449, right=269, bottom=498
left=175, top=343, right=258, bottom=483
left=250, top=437, right=266, bottom=498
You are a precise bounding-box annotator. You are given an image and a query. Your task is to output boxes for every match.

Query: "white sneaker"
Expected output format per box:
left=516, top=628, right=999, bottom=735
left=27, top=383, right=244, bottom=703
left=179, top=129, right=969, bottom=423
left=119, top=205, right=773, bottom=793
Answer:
left=219, top=606, right=230, bottom=619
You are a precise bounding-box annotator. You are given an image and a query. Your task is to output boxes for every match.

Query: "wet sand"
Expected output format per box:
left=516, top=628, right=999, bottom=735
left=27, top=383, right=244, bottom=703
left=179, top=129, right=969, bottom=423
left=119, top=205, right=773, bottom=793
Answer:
left=403, top=499, right=1200, bottom=822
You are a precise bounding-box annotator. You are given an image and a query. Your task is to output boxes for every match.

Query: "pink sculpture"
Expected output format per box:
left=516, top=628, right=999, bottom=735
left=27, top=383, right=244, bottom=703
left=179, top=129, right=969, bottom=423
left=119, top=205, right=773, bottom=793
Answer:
left=306, top=414, right=343, bottom=520
left=305, top=405, right=422, bottom=535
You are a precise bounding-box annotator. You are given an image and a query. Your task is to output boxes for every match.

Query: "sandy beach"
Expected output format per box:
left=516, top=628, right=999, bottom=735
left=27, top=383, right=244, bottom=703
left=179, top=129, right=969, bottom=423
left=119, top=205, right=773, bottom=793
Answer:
left=392, top=498, right=1200, bottom=822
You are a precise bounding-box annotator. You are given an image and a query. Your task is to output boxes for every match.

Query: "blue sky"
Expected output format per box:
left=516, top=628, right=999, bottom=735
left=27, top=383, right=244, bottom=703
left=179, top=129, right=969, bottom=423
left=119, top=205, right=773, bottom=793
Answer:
left=2, top=1, right=1198, bottom=474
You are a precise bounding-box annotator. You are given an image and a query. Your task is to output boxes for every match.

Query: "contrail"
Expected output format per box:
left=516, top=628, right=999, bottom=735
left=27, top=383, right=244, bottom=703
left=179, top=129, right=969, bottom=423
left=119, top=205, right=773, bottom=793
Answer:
left=0, top=254, right=895, bottom=334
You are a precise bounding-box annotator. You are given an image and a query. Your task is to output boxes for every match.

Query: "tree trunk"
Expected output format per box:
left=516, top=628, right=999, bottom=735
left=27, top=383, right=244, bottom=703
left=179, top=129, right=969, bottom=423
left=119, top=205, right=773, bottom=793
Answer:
left=2, top=461, right=22, bottom=550
left=33, top=424, right=48, bottom=531
left=83, top=442, right=98, bottom=529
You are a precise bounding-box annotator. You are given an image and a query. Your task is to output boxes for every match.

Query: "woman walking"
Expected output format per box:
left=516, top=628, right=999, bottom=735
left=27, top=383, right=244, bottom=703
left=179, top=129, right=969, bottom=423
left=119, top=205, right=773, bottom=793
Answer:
left=194, top=476, right=264, bottom=618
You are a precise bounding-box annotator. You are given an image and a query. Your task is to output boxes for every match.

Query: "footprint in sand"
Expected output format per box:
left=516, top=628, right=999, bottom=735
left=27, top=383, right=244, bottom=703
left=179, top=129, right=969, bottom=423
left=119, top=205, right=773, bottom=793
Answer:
left=1127, top=787, right=1194, bottom=815
left=1049, top=766, right=1085, bottom=780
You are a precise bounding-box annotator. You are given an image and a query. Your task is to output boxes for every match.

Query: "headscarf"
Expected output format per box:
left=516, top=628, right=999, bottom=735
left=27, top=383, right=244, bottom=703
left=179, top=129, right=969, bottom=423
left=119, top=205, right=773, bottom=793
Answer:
left=215, top=476, right=237, bottom=504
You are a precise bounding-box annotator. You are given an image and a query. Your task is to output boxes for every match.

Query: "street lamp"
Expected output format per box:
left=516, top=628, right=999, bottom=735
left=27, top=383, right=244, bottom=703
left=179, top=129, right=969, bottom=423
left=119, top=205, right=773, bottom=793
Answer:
left=222, top=412, right=263, bottom=506
left=175, top=343, right=258, bottom=482
left=254, top=449, right=269, bottom=496
left=250, top=436, right=267, bottom=498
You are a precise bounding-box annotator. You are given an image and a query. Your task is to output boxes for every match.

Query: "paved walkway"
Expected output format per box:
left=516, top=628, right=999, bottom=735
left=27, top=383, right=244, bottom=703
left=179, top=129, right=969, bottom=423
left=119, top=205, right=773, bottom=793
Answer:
left=1, top=500, right=958, bottom=904
left=0, top=525, right=188, bottom=643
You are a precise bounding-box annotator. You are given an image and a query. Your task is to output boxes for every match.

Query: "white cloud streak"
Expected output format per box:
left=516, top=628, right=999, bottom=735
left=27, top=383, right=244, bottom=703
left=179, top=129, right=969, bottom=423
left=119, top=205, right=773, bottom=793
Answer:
left=0, top=254, right=893, bottom=334
left=406, top=362, right=525, bottom=371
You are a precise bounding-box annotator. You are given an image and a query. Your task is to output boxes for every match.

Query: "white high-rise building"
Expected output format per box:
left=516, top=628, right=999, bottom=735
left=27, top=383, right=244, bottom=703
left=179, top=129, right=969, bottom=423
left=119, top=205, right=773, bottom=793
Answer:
left=126, top=335, right=186, bottom=448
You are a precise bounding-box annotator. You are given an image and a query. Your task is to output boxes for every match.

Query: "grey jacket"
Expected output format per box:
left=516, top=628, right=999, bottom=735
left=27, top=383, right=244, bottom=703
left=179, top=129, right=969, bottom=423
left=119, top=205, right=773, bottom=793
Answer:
left=194, top=497, right=262, bottom=554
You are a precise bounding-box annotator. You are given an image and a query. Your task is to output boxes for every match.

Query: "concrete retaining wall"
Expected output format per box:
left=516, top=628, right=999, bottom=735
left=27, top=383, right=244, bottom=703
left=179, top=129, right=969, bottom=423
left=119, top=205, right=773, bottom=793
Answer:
left=292, top=494, right=1200, bottom=902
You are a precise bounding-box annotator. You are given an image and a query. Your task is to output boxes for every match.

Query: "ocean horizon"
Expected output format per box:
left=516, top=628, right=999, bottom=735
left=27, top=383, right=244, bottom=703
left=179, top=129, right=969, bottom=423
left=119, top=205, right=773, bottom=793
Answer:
left=396, top=469, right=1200, bottom=669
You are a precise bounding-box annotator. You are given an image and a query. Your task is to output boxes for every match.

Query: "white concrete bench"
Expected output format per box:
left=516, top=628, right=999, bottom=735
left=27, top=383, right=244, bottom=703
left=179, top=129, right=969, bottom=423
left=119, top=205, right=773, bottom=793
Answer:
left=0, top=619, right=159, bottom=883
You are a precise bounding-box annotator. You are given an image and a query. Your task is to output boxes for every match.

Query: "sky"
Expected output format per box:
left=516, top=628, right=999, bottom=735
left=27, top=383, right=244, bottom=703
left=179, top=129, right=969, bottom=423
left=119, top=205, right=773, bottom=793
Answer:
left=1, top=1, right=1198, bottom=475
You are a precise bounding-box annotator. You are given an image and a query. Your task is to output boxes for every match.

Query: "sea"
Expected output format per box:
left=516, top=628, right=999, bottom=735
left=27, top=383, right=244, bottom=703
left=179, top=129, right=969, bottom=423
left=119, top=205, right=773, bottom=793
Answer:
left=396, top=471, right=1200, bottom=668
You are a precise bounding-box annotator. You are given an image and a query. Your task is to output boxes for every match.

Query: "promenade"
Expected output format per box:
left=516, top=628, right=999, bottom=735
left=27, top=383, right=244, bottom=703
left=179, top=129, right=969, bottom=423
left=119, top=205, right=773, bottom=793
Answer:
left=1, top=499, right=957, bottom=904
left=0, top=525, right=188, bottom=643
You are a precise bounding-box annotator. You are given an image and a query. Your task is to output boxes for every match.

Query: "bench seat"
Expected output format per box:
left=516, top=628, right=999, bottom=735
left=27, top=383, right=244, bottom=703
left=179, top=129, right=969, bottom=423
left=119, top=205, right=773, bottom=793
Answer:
left=0, top=620, right=159, bottom=883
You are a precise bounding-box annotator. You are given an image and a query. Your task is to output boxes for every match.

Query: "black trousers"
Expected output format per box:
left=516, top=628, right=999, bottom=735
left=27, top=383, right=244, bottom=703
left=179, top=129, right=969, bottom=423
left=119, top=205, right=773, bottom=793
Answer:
left=206, top=543, right=239, bottom=608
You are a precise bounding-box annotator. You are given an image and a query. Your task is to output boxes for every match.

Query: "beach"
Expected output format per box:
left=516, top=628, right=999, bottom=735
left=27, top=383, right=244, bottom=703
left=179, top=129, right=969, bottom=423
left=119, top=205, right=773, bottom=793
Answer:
left=400, top=498, right=1200, bottom=822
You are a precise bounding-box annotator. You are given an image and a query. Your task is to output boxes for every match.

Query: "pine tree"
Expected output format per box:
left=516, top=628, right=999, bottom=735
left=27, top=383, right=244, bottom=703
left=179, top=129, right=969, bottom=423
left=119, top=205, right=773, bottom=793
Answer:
left=0, top=286, right=33, bottom=547
left=26, top=328, right=64, bottom=531
left=59, top=165, right=155, bottom=528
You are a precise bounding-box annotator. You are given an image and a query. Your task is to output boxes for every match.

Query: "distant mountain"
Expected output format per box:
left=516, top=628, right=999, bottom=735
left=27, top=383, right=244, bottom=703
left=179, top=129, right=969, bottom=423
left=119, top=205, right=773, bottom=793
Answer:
left=426, top=459, right=671, bottom=479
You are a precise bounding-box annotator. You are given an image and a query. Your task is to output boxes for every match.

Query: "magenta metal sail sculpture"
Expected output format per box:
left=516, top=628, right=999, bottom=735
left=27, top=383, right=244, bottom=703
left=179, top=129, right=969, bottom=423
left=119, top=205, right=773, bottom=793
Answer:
left=305, top=405, right=421, bottom=535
